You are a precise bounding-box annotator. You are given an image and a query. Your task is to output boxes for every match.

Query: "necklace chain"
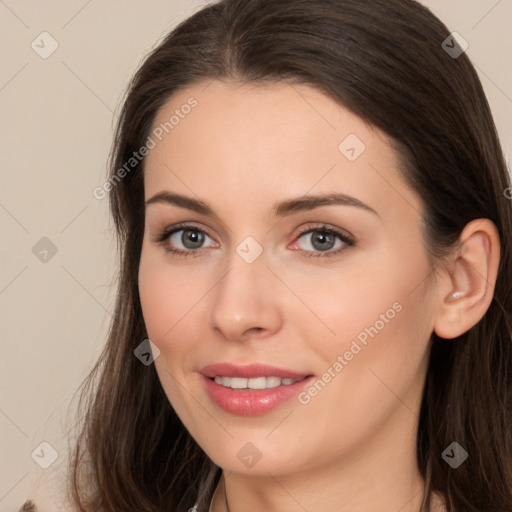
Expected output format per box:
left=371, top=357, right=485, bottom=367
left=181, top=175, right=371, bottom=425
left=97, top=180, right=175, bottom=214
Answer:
left=207, top=474, right=229, bottom=512
left=223, top=475, right=230, bottom=512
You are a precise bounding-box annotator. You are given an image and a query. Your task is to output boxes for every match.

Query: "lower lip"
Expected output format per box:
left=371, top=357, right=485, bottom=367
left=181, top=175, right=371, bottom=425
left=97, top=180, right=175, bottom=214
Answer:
left=201, top=374, right=314, bottom=416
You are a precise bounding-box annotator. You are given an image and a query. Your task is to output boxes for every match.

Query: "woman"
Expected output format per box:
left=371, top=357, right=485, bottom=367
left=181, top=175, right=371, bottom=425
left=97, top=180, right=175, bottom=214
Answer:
left=46, top=0, right=512, bottom=510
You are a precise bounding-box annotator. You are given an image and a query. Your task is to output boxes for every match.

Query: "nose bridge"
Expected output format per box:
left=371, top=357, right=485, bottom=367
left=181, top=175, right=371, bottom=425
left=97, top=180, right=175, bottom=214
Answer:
left=209, top=239, right=281, bottom=340
left=219, top=233, right=269, bottom=293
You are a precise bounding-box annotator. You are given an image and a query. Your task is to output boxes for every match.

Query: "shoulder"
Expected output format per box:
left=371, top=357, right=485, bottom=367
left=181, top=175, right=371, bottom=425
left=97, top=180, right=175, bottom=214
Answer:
left=17, top=501, right=36, bottom=512
left=8, top=460, right=78, bottom=512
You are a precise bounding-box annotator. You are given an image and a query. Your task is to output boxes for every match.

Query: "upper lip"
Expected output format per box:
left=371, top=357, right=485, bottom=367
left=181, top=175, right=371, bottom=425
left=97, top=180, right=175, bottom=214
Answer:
left=200, top=363, right=311, bottom=379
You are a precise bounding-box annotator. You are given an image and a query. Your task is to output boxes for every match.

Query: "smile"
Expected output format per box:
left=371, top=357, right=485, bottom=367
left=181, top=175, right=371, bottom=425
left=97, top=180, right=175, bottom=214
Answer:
left=200, top=363, right=314, bottom=416
left=212, top=375, right=306, bottom=390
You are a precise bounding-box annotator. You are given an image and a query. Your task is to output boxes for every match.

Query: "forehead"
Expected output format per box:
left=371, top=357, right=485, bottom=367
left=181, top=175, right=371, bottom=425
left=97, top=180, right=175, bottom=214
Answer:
left=143, top=79, right=421, bottom=220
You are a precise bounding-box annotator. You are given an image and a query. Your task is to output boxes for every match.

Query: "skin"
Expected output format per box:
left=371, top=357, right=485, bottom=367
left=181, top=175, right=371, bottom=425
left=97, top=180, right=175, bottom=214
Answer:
left=138, top=79, right=500, bottom=512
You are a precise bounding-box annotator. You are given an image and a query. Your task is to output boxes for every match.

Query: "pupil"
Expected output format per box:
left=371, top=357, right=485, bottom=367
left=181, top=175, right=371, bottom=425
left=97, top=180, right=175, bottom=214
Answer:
left=313, top=231, right=334, bottom=251
left=183, top=230, right=204, bottom=249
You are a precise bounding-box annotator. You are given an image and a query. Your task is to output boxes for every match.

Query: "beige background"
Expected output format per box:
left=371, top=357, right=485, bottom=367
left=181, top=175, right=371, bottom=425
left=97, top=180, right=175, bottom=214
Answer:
left=1, top=0, right=511, bottom=509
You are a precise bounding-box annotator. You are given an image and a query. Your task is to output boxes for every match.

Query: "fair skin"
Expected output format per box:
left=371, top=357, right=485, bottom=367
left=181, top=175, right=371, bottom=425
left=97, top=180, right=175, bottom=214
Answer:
left=138, top=79, right=500, bottom=512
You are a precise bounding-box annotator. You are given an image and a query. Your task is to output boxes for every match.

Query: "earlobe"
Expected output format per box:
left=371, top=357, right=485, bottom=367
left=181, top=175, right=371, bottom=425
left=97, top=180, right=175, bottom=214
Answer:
left=433, top=219, right=500, bottom=340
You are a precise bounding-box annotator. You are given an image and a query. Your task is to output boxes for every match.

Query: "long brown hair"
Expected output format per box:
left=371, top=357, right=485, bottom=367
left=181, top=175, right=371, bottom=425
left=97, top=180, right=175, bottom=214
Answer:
left=69, top=0, right=512, bottom=510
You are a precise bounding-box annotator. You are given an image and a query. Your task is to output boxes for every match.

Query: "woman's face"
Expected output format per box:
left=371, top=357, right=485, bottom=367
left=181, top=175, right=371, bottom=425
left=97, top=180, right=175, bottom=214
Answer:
left=138, top=79, right=439, bottom=476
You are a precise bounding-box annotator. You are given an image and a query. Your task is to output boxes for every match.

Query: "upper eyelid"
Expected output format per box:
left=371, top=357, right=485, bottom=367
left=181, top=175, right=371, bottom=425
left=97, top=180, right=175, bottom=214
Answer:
left=167, top=222, right=216, bottom=240
left=162, top=222, right=347, bottom=236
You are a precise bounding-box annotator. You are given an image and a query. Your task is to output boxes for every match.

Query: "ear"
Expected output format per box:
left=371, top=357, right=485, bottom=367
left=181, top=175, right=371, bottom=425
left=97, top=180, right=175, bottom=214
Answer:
left=433, top=218, right=501, bottom=340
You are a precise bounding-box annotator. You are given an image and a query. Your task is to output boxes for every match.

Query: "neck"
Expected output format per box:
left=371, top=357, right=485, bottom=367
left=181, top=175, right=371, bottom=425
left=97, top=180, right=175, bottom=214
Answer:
left=210, top=407, right=432, bottom=512
left=219, top=461, right=426, bottom=512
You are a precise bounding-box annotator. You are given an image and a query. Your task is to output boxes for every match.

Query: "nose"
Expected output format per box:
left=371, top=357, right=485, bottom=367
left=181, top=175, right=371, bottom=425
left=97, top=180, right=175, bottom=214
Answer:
left=209, top=247, right=283, bottom=342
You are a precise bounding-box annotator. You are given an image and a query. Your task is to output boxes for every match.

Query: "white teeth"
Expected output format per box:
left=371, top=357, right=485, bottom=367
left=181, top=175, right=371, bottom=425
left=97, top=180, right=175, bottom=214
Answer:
left=213, top=376, right=303, bottom=389
left=248, top=376, right=267, bottom=389
left=266, top=376, right=281, bottom=388
left=230, top=377, right=247, bottom=389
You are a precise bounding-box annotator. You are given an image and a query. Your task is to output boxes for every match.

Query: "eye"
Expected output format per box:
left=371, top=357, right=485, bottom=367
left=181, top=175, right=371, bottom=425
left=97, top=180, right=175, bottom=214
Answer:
left=152, top=222, right=355, bottom=259
left=152, top=223, right=217, bottom=257
left=290, top=224, right=355, bottom=258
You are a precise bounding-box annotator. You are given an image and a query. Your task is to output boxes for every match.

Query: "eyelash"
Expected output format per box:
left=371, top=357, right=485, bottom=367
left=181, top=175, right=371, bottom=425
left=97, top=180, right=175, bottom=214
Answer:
left=152, top=222, right=356, bottom=259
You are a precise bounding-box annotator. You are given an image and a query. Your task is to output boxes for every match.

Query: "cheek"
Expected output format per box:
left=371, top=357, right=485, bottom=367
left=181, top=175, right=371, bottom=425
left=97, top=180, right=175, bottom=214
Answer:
left=138, top=248, right=216, bottom=381
left=139, top=248, right=198, bottom=339
left=298, top=242, right=435, bottom=404
left=280, top=255, right=413, bottom=363
left=323, top=288, right=433, bottom=423
left=138, top=261, right=173, bottom=342
left=288, top=290, right=433, bottom=471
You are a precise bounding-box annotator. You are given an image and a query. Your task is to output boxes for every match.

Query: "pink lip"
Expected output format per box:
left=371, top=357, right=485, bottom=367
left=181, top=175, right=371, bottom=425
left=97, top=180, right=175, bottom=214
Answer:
left=200, top=363, right=314, bottom=416
left=200, top=362, right=309, bottom=379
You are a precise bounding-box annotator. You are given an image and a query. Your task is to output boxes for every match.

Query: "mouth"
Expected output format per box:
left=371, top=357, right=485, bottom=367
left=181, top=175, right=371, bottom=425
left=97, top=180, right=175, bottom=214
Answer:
left=200, top=363, right=314, bottom=416
left=211, top=375, right=307, bottom=389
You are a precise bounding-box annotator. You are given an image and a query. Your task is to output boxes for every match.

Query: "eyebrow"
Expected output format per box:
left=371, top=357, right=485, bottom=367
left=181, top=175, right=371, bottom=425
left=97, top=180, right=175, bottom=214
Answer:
left=144, top=191, right=379, bottom=217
